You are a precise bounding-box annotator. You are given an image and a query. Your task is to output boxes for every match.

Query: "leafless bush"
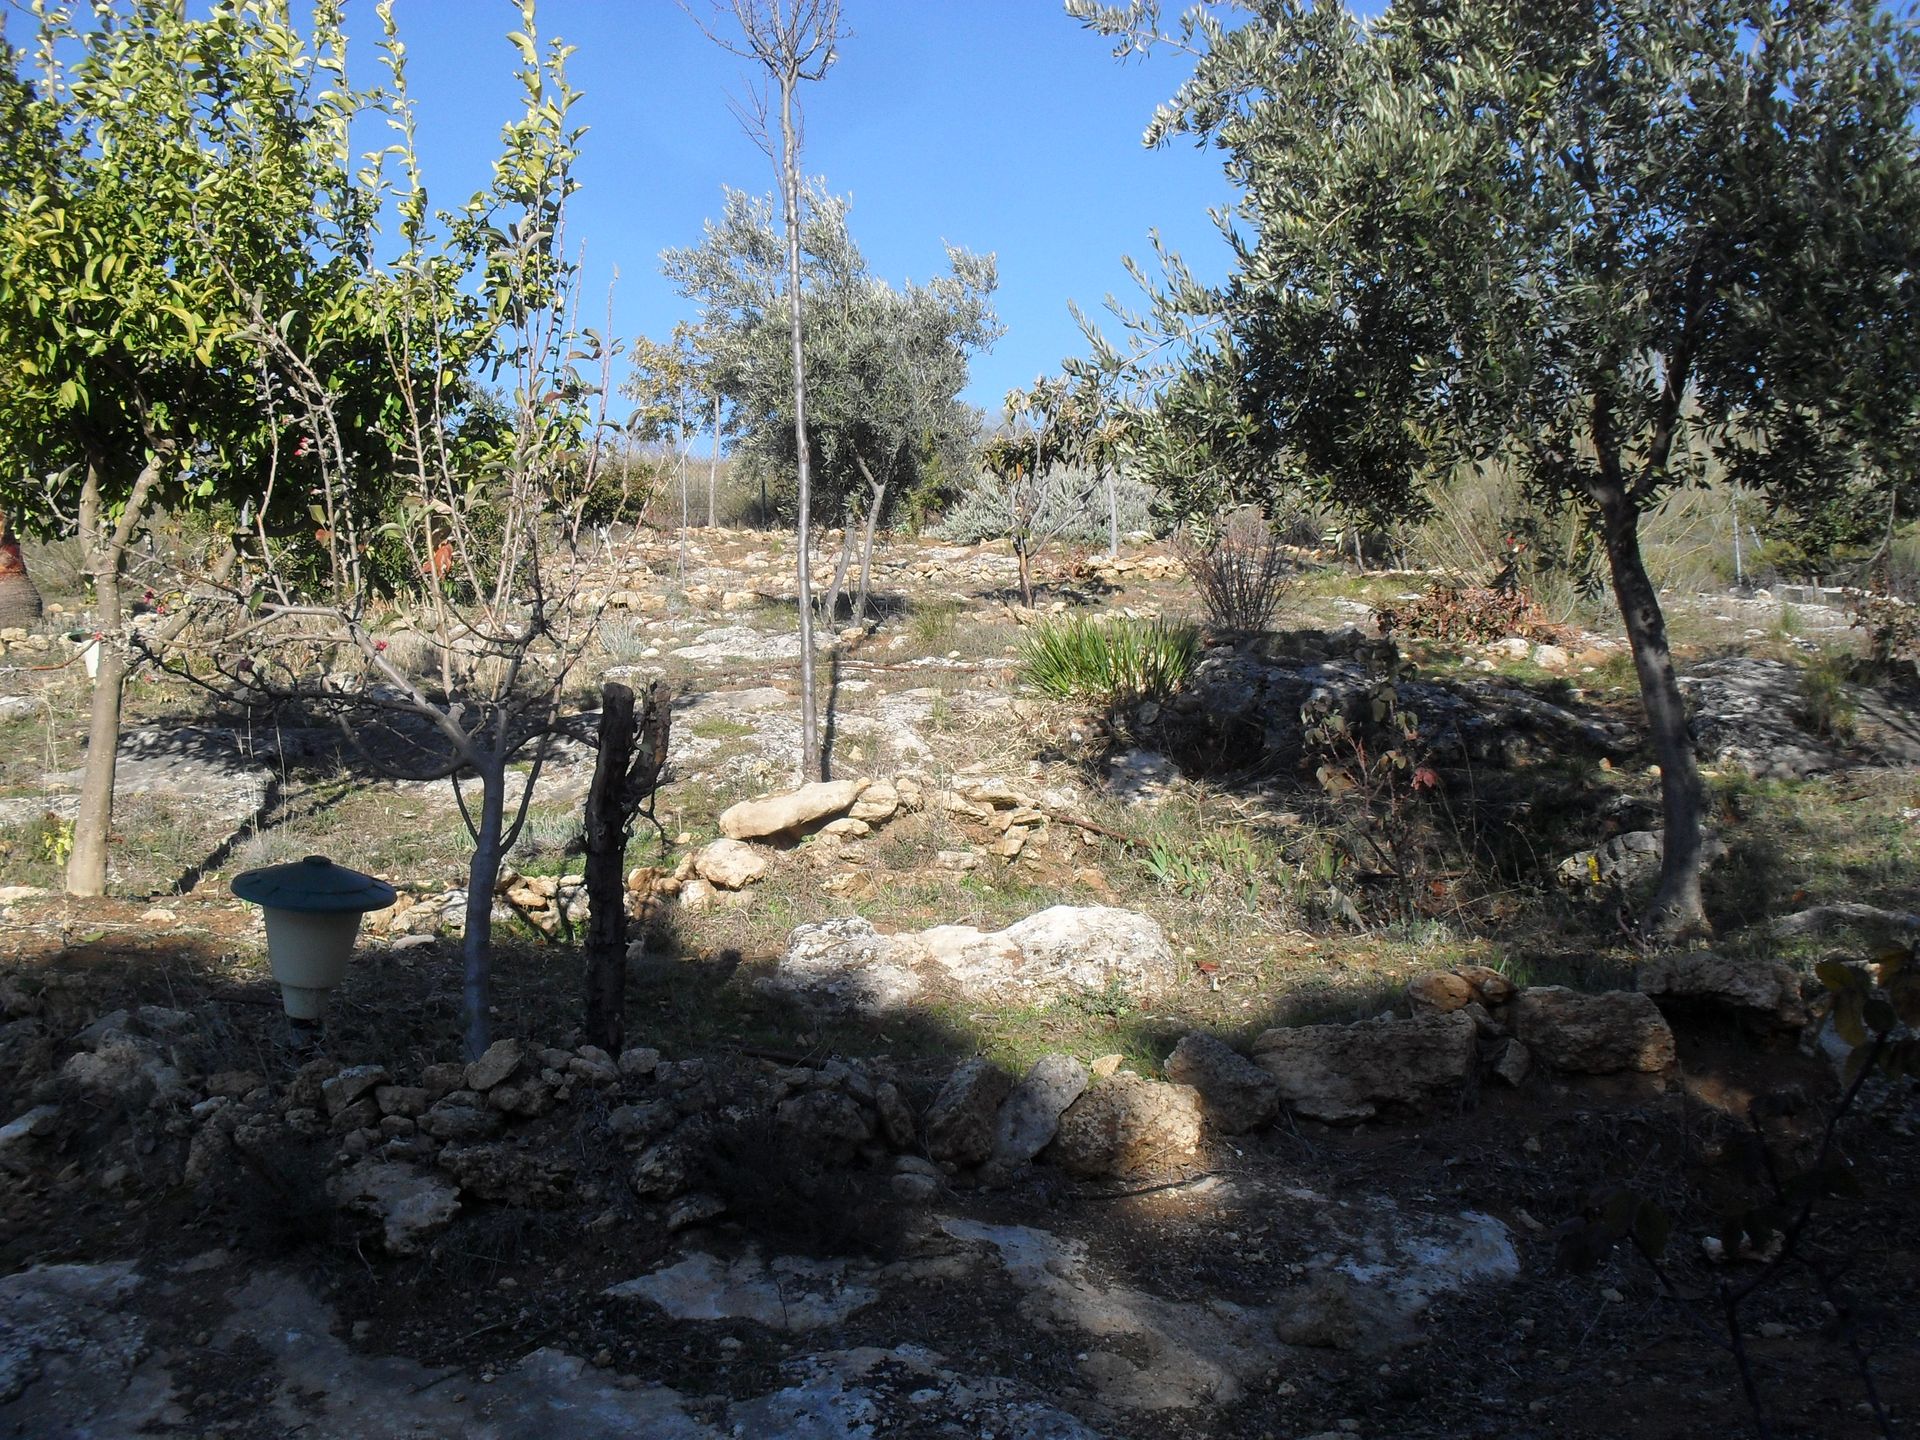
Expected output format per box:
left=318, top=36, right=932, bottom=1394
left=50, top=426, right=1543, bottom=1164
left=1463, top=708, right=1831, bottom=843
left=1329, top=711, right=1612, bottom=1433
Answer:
left=1176, top=507, right=1298, bottom=634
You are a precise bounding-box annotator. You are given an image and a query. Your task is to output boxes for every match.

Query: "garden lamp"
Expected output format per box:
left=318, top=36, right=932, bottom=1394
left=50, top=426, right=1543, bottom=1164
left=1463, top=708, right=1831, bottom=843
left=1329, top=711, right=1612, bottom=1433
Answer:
left=232, top=855, right=396, bottom=1024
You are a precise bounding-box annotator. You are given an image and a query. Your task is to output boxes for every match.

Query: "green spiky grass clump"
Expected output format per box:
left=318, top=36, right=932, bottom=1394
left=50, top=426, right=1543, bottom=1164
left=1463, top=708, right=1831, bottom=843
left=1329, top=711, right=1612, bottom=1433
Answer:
left=1018, top=614, right=1200, bottom=706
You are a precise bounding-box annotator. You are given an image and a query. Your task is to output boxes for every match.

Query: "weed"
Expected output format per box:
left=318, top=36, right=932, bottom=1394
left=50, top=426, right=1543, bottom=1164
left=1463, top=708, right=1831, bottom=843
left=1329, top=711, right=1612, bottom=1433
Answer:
left=1054, top=975, right=1137, bottom=1021
left=595, top=616, right=655, bottom=666
left=1376, top=579, right=1566, bottom=646
left=1796, top=652, right=1858, bottom=742
left=230, top=826, right=313, bottom=873
left=1018, top=614, right=1199, bottom=708
left=1143, top=836, right=1211, bottom=897
left=907, top=597, right=963, bottom=652
left=687, top=716, right=757, bottom=742
left=37, top=814, right=73, bottom=867
left=510, top=806, right=584, bottom=868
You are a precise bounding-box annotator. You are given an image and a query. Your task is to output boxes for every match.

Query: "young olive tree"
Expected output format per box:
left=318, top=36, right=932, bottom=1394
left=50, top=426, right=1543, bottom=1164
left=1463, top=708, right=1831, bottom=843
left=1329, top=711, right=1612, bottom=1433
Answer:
left=664, top=185, right=999, bottom=624
left=0, top=0, right=389, bottom=896
left=1072, top=0, right=1920, bottom=938
left=159, top=3, right=628, bottom=1060
left=694, top=0, right=847, bottom=781
left=622, top=326, right=709, bottom=567
left=977, top=379, right=1105, bottom=609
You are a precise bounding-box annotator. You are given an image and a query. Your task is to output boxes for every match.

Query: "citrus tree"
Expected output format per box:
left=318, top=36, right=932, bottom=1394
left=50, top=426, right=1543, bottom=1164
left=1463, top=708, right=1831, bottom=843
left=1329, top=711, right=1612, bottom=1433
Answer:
left=0, top=0, right=390, bottom=896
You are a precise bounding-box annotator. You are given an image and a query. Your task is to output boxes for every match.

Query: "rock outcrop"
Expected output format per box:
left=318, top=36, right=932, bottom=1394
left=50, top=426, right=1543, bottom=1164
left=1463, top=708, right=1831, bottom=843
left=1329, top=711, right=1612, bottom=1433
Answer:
left=1250, top=1012, right=1475, bottom=1124
left=1512, top=987, right=1675, bottom=1073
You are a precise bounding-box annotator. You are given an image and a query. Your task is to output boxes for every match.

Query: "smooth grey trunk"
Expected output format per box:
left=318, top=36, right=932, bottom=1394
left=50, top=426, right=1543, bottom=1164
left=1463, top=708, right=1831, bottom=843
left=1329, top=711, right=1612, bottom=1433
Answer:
left=460, top=765, right=508, bottom=1060
left=821, top=524, right=856, bottom=631
left=1599, top=488, right=1708, bottom=938
left=854, top=479, right=885, bottom=624
left=778, top=74, right=821, bottom=780
left=846, top=454, right=888, bottom=626
left=676, top=393, right=689, bottom=579
left=708, top=392, right=720, bottom=528
left=1103, top=466, right=1119, bottom=558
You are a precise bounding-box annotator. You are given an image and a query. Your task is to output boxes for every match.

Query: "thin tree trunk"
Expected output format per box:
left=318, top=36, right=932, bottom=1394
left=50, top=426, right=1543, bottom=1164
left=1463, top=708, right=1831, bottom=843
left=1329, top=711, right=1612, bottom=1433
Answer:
left=1599, top=489, right=1708, bottom=938
left=583, top=683, right=635, bottom=1055
left=821, top=524, right=856, bottom=631
left=1016, top=543, right=1034, bottom=609
left=1104, top=466, right=1119, bottom=559
left=66, top=567, right=123, bottom=897
left=676, top=394, right=689, bottom=580
left=854, top=479, right=885, bottom=624
left=708, top=392, right=720, bottom=529
left=460, top=767, right=507, bottom=1060
left=66, top=452, right=162, bottom=897
left=779, top=77, right=820, bottom=781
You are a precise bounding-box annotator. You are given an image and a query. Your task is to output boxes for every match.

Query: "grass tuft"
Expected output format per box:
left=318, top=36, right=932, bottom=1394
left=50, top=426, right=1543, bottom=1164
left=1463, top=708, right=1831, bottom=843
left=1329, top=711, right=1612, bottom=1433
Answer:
left=1018, top=614, right=1200, bottom=708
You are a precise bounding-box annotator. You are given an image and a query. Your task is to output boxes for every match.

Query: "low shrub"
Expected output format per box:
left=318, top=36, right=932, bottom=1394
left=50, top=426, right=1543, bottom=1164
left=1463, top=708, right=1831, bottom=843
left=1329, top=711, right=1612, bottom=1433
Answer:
left=1175, top=507, right=1298, bottom=634
left=1375, top=579, right=1569, bottom=645
left=1018, top=614, right=1199, bottom=708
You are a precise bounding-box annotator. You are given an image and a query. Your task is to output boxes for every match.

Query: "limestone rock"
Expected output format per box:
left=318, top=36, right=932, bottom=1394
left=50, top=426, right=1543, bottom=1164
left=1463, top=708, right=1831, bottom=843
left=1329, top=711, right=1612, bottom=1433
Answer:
left=1511, top=987, right=1675, bottom=1073
left=1636, top=951, right=1807, bottom=1027
left=1250, top=1012, right=1476, bottom=1124
left=1405, top=973, right=1475, bottom=1015
left=848, top=780, right=900, bottom=823
left=719, top=780, right=866, bottom=840
left=1559, top=830, right=1727, bottom=892
left=989, top=1054, right=1089, bottom=1170
left=607, top=1100, right=677, bottom=1148
left=925, top=1059, right=1013, bottom=1167
left=776, top=1089, right=874, bottom=1164
left=891, top=1171, right=940, bottom=1203
left=1455, top=964, right=1516, bottom=1005
left=628, top=1134, right=700, bottom=1200
left=1046, top=1073, right=1204, bottom=1178
left=618, top=1046, right=661, bottom=1078
left=1491, top=1038, right=1532, bottom=1087
left=872, top=1081, right=916, bottom=1149
left=331, top=1160, right=459, bottom=1254
left=899, top=905, right=1178, bottom=1000
left=464, top=1038, right=523, bottom=1092
left=321, top=1065, right=388, bottom=1119
left=438, top=1142, right=574, bottom=1206
left=761, top=915, right=922, bottom=1013
left=419, top=1098, right=501, bottom=1142
left=1164, top=1033, right=1280, bottom=1134
left=693, top=838, right=769, bottom=890
left=373, top=1085, right=429, bottom=1119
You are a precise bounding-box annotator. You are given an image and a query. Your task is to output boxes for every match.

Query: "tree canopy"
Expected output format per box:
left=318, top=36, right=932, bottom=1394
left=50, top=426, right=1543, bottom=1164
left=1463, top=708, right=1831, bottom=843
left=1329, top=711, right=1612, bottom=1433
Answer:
left=662, top=184, right=1001, bottom=535
left=1072, top=0, right=1920, bottom=935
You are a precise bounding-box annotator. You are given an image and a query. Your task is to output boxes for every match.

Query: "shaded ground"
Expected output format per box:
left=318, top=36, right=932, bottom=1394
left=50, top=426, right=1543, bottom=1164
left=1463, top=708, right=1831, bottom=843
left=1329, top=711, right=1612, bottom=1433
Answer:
left=2, top=530, right=1918, bottom=1437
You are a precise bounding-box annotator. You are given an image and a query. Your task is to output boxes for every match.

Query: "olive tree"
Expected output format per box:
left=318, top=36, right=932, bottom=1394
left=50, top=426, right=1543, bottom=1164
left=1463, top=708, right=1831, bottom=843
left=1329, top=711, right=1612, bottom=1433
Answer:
left=665, top=184, right=1000, bottom=623
left=1072, top=0, right=1920, bottom=937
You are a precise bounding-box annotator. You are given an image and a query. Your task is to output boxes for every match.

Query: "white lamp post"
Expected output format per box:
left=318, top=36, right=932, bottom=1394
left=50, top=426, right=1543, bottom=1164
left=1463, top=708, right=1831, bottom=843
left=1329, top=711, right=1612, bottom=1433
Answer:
left=233, top=855, right=396, bottom=1025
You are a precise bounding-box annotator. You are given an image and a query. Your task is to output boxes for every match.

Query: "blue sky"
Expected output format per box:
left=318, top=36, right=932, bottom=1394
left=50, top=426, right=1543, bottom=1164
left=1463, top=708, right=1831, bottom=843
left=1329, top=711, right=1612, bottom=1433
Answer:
left=377, top=0, right=1242, bottom=421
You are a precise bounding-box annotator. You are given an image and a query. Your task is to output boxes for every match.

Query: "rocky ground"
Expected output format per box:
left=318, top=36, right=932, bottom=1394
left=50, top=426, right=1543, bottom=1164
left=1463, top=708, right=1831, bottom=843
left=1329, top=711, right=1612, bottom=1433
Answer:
left=1, top=529, right=1918, bottom=1439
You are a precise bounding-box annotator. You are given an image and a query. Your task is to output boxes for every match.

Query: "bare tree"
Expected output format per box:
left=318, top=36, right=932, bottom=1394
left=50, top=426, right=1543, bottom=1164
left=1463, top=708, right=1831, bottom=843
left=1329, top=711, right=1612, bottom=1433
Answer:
left=153, top=6, right=629, bottom=1061
left=692, top=0, right=847, bottom=781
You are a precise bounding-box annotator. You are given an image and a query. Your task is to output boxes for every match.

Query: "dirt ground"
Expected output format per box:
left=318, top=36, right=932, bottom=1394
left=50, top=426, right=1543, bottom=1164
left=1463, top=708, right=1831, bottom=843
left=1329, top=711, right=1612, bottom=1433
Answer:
left=2, top=530, right=1918, bottom=1438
